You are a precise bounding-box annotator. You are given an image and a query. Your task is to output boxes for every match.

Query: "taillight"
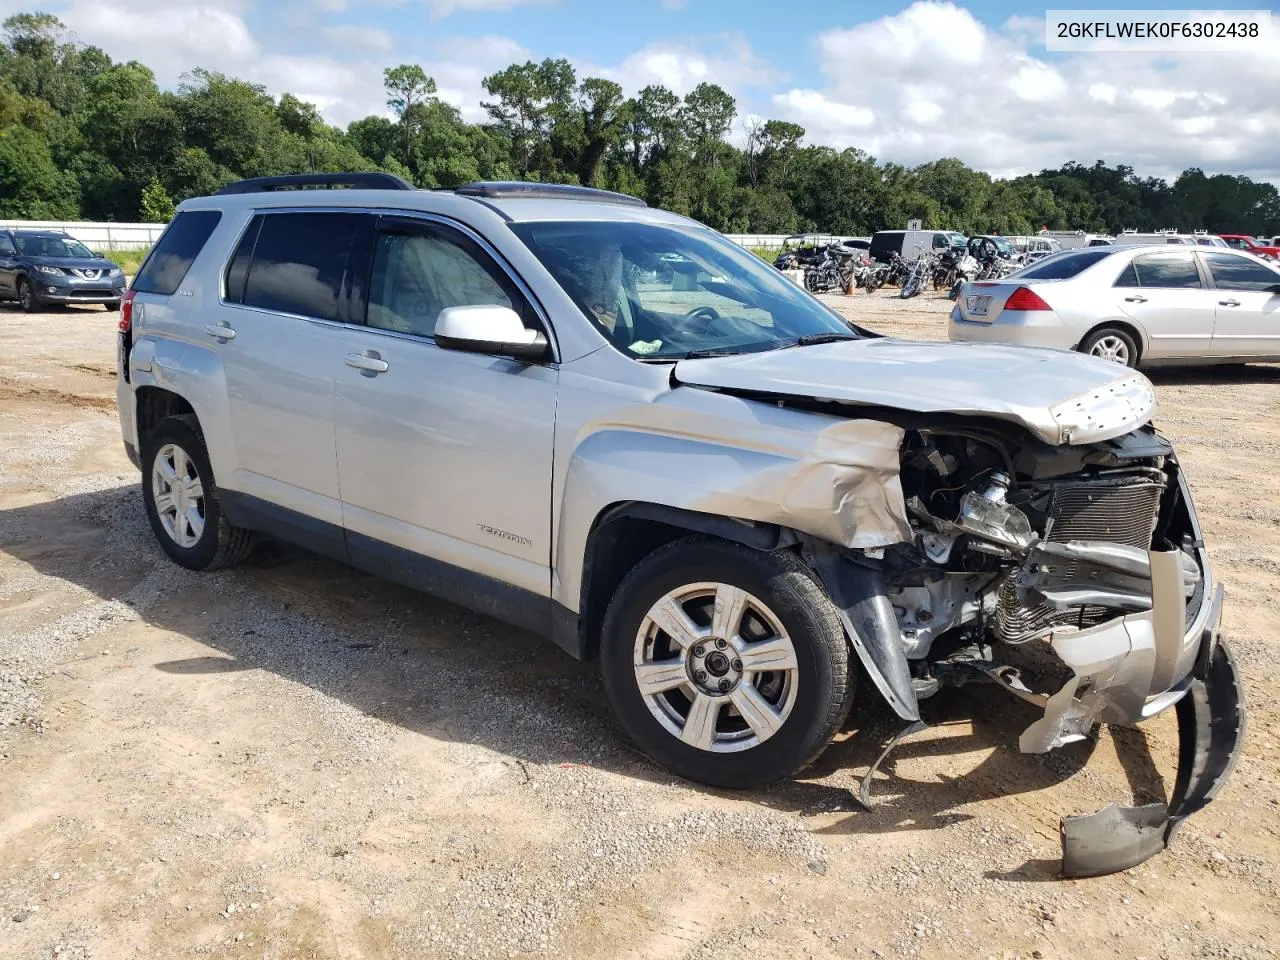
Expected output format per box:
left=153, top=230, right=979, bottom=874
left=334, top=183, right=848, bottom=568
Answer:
left=119, top=289, right=136, bottom=333
left=1004, top=286, right=1051, bottom=311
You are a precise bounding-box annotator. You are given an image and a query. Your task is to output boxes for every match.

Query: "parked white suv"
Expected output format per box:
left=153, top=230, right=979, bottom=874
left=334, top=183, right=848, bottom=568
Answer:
left=117, top=174, right=1243, bottom=877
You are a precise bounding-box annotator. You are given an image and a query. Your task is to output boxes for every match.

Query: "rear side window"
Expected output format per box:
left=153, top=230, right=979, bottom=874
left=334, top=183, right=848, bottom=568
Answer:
left=132, top=210, right=222, bottom=295
left=1202, top=252, right=1280, bottom=291
left=1019, top=248, right=1115, bottom=279
left=241, top=212, right=362, bottom=321
left=1123, top=254, right=1202, bottom=289
left=224, top=216, right=263, bottom=304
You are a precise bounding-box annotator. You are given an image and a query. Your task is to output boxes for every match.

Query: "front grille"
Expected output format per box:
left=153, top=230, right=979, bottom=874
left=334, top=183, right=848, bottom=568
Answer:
left=993, top=474, right=1164, bottom=643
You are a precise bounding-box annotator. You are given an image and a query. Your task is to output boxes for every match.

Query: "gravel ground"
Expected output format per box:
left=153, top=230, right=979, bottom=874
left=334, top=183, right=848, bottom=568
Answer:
left=1, top=297, right=1278, bottom=960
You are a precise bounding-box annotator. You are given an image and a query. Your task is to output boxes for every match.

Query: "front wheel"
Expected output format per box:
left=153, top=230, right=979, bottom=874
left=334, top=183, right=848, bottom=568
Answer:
left=17, top=278, right=37, bottom=313
left=600, top=538, right=855, bottom=789
left=1079, top=326, right=1139, bottom=368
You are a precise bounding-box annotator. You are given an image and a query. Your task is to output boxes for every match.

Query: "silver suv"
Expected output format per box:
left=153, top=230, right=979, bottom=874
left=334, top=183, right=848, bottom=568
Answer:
left=116, top=174, right=1243, bottom=877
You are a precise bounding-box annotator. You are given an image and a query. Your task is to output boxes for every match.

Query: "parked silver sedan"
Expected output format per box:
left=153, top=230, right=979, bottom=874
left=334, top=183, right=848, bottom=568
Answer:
left=949, top=245, right=1280, bottom=368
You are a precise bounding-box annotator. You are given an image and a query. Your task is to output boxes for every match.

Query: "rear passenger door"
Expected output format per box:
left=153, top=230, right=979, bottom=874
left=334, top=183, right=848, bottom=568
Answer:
left=1202, top=252, right=1280, bottom=358
left=330, top=214, right=558, bottom=605
left=215, top=210, right=362, bottom=542
left=1113, top=251, right=1218, bottom=359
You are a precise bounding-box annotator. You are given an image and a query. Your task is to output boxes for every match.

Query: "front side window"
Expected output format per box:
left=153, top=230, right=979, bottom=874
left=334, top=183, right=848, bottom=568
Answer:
left=242, top=212, right=362, bottom=321
left=366, top=227, right=518, bottom=338
left=512, top=220, right=857, bottom=360
left=1202, top=252, right=1280, bottom=292
left=1124, top=254, right=1202, bottom=289
left=932, top=234, right=949, bottom=249
left=0, top=235, right=14, bottom=256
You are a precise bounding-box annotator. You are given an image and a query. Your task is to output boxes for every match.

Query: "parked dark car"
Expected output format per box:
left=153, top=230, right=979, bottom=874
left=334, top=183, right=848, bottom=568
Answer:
left=0, top=229, right=126, bottom=312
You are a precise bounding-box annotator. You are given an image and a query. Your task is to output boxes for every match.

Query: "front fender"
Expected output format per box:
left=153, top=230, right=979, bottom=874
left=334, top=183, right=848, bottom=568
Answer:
left=552, top=416, right=911, bottom=615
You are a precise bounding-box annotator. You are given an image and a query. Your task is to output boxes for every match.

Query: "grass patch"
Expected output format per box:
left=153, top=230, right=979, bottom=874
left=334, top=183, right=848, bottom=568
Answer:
left=98, top=246, right=151, bottom=277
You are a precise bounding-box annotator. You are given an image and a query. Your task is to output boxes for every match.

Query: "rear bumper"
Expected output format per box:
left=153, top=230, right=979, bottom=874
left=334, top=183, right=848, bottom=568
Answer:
left=948, top=305, right=1079, bottom=352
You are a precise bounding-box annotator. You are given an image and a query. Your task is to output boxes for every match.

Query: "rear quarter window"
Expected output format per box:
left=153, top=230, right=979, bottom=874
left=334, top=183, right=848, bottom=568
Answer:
left=132, top=210, right=223, bottom=295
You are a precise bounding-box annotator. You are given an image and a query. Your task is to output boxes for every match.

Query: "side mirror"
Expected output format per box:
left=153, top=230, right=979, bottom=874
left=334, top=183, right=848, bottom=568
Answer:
left=92, top=251, right=106, bottom=259
left=435, top=305, right=549, bottom=362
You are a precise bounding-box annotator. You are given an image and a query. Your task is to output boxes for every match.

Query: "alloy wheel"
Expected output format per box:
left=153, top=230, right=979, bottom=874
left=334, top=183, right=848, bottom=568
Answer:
left=632, top=582, right=799, bottom=753
left=151, top=442, right=206, bottom=548
left=1089, top=334, right=1132, bottom=365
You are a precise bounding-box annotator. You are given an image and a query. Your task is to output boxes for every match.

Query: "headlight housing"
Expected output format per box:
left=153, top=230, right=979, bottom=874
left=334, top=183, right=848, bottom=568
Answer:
left=1049, top=374, right=1157, bottom=444
left=33, top=264, right=63, bottom=276
left=108, top=267, right=123, bottom=278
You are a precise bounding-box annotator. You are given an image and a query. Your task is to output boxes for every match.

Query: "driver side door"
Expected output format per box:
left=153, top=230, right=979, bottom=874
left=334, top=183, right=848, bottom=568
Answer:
left=0, top=234, right=17, bottom=297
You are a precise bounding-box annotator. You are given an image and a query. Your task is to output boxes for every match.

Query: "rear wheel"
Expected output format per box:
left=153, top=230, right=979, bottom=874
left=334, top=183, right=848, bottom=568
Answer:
left=1079, top=326, right=1139, bottom=368
left=141, top=415, right=254, bottom=570
left=600, top=538, right=854, bottom=789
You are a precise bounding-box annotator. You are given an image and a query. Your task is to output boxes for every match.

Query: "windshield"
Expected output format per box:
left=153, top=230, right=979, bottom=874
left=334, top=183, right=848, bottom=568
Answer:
left=511, top=221, right=859, bottom=360
left=993, top=237, right=1015, bottom=256
left=948, top=233, right=966, bottom=248
left=15, top=235, right=95, bottom=258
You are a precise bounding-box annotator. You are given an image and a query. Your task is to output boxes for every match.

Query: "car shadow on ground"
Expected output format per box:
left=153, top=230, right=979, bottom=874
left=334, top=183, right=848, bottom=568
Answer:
left=0, top=484, right=1171, bottom=867
left=1145, top=362, right=1280, bottom=386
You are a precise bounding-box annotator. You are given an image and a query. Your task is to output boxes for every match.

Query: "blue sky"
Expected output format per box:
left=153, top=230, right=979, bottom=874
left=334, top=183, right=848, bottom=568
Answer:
left=8, top=0, right=1279, bottom=181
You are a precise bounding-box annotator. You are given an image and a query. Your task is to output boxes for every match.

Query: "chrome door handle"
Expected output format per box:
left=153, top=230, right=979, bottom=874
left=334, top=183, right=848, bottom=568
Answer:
left=1123, top=295, right=1147, bottom=303
left=203, top=323, right=236, bottom=340
left=1219, top=299, right=1241, bottom=307
left=345, top=352, right=389, bottom=374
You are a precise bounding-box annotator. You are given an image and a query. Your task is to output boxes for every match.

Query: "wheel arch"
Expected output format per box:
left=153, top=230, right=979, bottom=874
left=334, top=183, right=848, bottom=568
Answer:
left=574, top=502, right=794, bottom=660
left=135, top=386, right=198, bottom=443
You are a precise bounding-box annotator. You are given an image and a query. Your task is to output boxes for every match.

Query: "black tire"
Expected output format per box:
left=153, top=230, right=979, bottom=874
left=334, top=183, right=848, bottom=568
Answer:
left=600, top=537, right=854, bottom=789
left=1078, top=326, right=1140, bottom=368
left=140, top=414, right=254, bottom=571
left=17, top=277, right=38, bottom=313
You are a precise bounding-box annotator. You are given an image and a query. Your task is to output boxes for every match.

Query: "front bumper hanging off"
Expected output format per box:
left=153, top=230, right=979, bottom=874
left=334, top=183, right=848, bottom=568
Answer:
left=1060, top=629, right=1247, bottom=878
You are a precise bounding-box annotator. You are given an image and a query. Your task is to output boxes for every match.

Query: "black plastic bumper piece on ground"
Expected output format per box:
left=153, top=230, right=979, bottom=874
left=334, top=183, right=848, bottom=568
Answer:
left=1059, top=630, right=1246, bottom=879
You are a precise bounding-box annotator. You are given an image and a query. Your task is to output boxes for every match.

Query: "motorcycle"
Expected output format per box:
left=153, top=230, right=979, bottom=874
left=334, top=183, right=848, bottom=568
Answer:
left=803, top=245, right=855, bottom=293
left=899, top=250, right=936, bottom=299
left=947, top=253, right=980, bottom=300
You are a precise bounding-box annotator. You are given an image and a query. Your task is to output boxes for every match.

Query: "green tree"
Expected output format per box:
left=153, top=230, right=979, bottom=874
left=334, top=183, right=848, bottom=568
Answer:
left=139, top=177, right=175, bottom=221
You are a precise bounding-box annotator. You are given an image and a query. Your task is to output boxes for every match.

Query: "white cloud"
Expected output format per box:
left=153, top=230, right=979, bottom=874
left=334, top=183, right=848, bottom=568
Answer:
left=591, top=33, right=778, bottom=98
left=321, top=24, right=394, bottom=54
left=421, top=0, right=552, bottom=20
left=770, top=1, right=1280, bottom=181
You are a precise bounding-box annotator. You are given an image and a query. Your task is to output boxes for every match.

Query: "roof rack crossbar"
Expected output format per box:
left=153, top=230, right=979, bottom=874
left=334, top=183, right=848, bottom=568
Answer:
left=214, top=173, right=415, bottom=195
left=454, top=181, right=646, bottom=207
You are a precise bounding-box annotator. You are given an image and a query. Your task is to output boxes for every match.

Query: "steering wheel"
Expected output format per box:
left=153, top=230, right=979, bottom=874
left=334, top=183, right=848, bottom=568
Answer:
left=682, top=306, right=721, bottom=325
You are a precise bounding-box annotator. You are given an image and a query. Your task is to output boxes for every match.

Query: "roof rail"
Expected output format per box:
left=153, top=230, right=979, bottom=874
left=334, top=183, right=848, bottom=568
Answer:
left=455, top=181, right=647, bottom=207
left=214, top=172, right=415, bottom=195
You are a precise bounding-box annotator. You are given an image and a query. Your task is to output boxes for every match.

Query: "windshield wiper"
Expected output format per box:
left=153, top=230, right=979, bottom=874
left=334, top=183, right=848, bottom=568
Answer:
left=780, top=332, right=862, bottom=349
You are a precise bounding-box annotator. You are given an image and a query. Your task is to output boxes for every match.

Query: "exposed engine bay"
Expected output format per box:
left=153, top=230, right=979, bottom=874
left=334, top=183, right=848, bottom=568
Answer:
left=884, top=425, right=1203, bottom=705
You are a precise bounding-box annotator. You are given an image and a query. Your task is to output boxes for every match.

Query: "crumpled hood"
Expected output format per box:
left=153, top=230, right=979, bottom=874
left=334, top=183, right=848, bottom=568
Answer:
left=673, top=338, right=1158, bottom=446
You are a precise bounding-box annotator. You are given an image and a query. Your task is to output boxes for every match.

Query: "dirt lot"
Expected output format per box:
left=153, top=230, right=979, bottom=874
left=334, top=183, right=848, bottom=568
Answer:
left=1, top=293, right=1278, bottom=960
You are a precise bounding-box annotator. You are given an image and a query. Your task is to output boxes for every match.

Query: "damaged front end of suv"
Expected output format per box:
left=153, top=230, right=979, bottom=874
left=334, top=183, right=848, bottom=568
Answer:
left=670, top=346, right=1245, bottom=878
